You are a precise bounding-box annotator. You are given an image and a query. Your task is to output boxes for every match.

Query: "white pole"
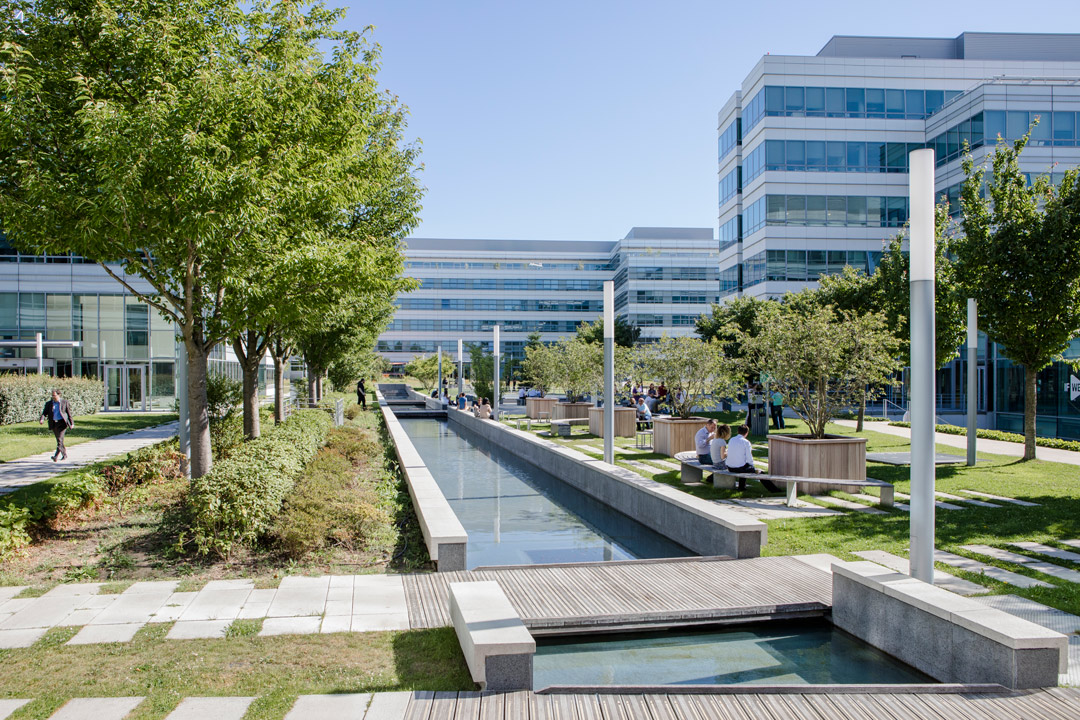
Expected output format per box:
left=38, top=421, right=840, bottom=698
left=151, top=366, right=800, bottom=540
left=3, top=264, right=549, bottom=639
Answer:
left=967, top=299, right=978, bottom=466
left=457, top=338, right=464, bottom=401
left=177, top=340, right=190, bottom=478
left=603, top=281, right=615, bottom=465
left=492, top=326, right=501, bottom=421
left=36, top=332, right=43, bottom=374
left=909, top=148, right=936, bottom=584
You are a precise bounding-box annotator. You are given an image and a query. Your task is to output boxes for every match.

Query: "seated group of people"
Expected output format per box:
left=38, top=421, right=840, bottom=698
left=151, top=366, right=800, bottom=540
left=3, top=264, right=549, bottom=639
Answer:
left=629, top=382, right=667, bottom=400
left=468, top=396, right=492, bottom=418
left=694, top=419, right=779, bottom=492
left=516, top=387, right=545, bottom=405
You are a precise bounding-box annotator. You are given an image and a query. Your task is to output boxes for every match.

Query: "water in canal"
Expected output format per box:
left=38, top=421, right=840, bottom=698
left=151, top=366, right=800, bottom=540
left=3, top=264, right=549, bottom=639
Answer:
left=534, top=620, right=933, bottom=688
left=396, top=418, right=690, bottom=568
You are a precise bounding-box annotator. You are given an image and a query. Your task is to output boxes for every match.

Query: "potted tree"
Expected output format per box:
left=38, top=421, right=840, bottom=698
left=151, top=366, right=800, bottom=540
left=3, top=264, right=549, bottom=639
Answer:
left=741, top=298, right=900, bottom=487
left=586, top=345, right=637, bottom=438
left=549, top=337, right=597, bottom=420
left=521, top=342, right=558, bottom=419
left=641, top=335, right=742, bottom=456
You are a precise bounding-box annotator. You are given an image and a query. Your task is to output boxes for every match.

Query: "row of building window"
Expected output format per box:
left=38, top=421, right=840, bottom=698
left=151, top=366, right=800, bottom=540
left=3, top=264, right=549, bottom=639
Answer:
left=929, top=110, right=1080, bottom=167
left=719, top=216, right=742, bottom=253
left=743, top=87, right=961, bottom=133
left=634, top=292, right=714, bottom=304
left=415, top=278, right=604, bottom=291
left=718, top=119, right=741, bottom=162
left=741, top=249, right=887, bottom=288
left=632, top=314, right=698, bottom=327
left=743, top=195, right=910, bottom=235
left=743, top=140, right=926, bottom=184
left=718, top=167, right=741, bottom=206
left=0, top=292, right=171, bottom=333
left=405, top=260, right=615, bottom=272
left=396, top=298, right=603, bottom=312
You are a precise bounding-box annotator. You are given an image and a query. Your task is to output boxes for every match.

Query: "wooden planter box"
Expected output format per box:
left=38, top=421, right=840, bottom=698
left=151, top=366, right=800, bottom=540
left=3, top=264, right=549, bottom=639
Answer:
left=587, top=406, right=637, bottom=438
left=552, top=402, right=593, bottom=420
left=653, top=416, right=708, bottom=457
left=525, top=396, right=558, bottom=419
left=768, top=434, right=867, bottom=494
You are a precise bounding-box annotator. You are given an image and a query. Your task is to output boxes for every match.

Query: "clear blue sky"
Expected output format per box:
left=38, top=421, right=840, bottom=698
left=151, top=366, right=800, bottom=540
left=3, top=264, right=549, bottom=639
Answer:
left=336, top=1, right=1077, bottom=241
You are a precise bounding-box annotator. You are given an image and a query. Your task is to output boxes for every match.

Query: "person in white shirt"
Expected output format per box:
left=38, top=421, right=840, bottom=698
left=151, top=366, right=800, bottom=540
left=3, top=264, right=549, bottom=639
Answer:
left=726, top=424, right=779, bottom=492
left=694, top=419, right=717, bottom=465
left=635, top=396, right=652, bottom=430
left=709, top=423, right=731, bottom=468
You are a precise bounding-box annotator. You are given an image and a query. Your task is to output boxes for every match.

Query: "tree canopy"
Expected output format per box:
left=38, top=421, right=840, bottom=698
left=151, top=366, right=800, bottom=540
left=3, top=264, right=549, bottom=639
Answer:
left=576, top=315, right=641, bottom=348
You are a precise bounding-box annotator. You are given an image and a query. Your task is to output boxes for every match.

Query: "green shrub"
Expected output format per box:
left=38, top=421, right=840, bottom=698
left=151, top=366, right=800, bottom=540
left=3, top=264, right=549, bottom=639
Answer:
left=344, top=404, right=361, bottom=420
left=101, top=444, right=183, bottom=493
left=325, top=426, right=379, bottom=466
left=0, top=504, right=32, bottom=558
left=206, top=372, right=242, bottom=419
left=45, top=472, right=105, bottom=519
left=0, top=375, right=104, bottom=425
left=188, top=410, right=332, bottom=558
left=0, top=471, right=105, bottom=558
left=888, top=421, right=1080, bottom=453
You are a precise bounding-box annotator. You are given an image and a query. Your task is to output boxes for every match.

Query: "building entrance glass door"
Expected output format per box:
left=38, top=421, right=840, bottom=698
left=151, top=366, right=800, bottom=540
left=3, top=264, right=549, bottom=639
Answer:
left=104, top=364, right=147, bottom=411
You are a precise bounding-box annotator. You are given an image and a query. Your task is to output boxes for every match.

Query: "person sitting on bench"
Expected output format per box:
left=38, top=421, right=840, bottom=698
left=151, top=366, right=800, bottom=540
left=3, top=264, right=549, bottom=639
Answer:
left=635, top=396, right=652, bottom=430
left=694, top=419, right=717, bottom=465
left=709, top=423, right=731, bottom=470
left=726, top=424, right=779, bottom=492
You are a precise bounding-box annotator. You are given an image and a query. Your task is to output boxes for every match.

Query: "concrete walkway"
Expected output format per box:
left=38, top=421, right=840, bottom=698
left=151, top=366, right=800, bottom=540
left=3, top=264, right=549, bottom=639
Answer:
left=0, top=421, right=178, bottom=495
left=835, top=419, right=1080, bottom=465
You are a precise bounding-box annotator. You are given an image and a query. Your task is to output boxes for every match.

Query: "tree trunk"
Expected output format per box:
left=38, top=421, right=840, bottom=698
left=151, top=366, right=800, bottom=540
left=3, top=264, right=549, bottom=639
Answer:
left=1024, top=363, right=1037, bottom=460
left=271, top=350, right=287, bottom=424
left=857, top=392, right=866, bottom=433
left=185, top=338, right=213, bottom=479
left=231, top=329, right=265, bottom=440
left=307, top=365, right=318, bottom=408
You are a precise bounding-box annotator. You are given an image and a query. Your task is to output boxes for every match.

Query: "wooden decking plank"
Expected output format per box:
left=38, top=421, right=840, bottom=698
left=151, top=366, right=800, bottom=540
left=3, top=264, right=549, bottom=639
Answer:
left=863, top=693, right=934, bottom=720
left=818, top=693, right=885, bottom=720
left=999, top=690, right=1079, bottom=720
left=455, top=692, right=481, bottom=720
left=699, top=695, right=754, bottom=720
left=761, top=694, right=827, bottom=720
left=504, top=690, right=535, bottom=720
left=639, top=694, right=681, bottom=720
left=404, top=691, right=435, bottom=720
left=665, top=695, right=712, bottom=720
left=428, top=691, right=460, bottom=720
left=477, top=691, right=504, bottom=720
left=571, top=693, right=604, bottom=720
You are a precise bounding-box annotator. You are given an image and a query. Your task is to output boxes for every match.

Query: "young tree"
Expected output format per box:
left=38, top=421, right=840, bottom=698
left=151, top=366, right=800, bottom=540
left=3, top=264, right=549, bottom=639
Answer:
left=638, top=335, right=742, bottom=419
left=740, top=302, right=901, bottom=438
left=694, top=296, right=777, bottom=381
left=404, top=351, right=454, bottom=392
left=954, top=134, right=1080, bottom=459
left=576, top=315, right=641, bottom=347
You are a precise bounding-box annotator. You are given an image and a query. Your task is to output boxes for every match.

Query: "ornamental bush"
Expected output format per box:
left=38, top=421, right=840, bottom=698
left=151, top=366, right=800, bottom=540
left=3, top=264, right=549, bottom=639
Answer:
left=187, top=409, right=332, bottom=558
left=0, top=375, right=104, bottom=425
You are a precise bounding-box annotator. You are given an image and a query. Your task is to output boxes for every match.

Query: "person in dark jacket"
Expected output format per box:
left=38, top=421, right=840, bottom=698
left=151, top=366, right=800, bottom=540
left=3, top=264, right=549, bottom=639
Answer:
left=39, top=388, right=75, bottom=461
left=356, top=378, right=367, bottom=410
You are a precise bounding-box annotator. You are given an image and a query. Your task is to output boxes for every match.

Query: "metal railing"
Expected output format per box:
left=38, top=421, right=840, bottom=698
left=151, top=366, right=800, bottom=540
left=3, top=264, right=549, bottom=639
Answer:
left=282, top=393, right=345, bottom=426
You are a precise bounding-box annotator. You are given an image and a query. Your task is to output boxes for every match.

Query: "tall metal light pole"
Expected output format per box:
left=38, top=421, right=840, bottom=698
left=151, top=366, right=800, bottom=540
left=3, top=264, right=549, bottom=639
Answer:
left=967, top=299, right=978, bottom=466
left=457, top=339, right=464, bottom=401
left=603, top=281, right=615, bottom=464
left=492, top=325, right=501, bottom=421
left=909, top=148, right=936, bottom=584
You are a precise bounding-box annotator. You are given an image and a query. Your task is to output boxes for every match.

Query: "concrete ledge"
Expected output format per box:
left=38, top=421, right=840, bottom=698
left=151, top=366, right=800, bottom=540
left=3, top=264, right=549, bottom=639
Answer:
left=449, top=581, right=535, bottom=692
left=377, top=392, right=468, bottom=571
left=832, top=561, right=1067, bottom=689
left=447, top=407, right=766, bottom=559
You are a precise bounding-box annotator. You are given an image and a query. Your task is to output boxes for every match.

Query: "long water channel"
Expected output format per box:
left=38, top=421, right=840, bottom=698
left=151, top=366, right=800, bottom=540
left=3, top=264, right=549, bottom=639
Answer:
left=397, top=418, right=690, bottom=568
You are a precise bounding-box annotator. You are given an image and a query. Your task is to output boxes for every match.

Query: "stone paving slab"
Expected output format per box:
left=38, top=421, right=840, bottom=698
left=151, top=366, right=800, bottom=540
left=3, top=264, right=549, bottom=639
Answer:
left=790, top=553, right=845, bottom=575
left=166, top=620, right=231, bottom=640
left=0, top=627, right=48, bottom=648
left=851, top=550, right=985, bottom=596
left=622, top=460, right=662, bottom=476
left=0, top=598, right=34, bottom=614
left=715, top=498, right=841, bottom=520
left=284, top=693, right=371, bottom=720
left=150, top=592, right=198, bottom=623
left=266, top=588, right=327, bottom=618
left=164, top=697, right=255, bottom=720
left=0, top=700, right=29, bottom=720
left=0, top=596, right=81, bottom=629
left=893, top=492, right=965, bottom=510
left=865, top=451, right=968, bottom=465
left=351, top=612, right=410, bottom=632
left=1010, top=541, right=1080, bottom=563
left=177, top=585, right=251, bottom=622
left=1062, top=539, right=1080, bottom=550
left=811, top=495, right=887, bottom=514
left=90, top=586, right=174, bottom=626
left=650, top=459, right=682, bottom=472
left=933, top=491, right=1001, bottom=508
left=364, top=692, right=410, bottom=720
left=47, top=697, right=145, bottom=720
left=960, top=490, right=1039, bottom=506
left=960, top=544, right=1080, bottom=583
left=933, top=550, right=1054, bottom=588
left=124, top=580, right=180, bottom=595
left=42, top=583, right=103, bottom=598
left=67, top=623, right=144, bottom=645
left=60, top=607, right=107, bottom=627
left=0, top=587, right=28, bottom=604
left=319, top=615, right=352, bottom=634
left=259, top=616, right=322, bottom=637
left=353, top=576, right=406, bottom=615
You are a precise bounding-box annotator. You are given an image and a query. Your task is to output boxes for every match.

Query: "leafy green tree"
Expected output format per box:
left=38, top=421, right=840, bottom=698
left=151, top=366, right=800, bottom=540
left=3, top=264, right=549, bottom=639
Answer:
left=637, top=335, right=742, bottom=419
left=694, top=297, right=777, bottom=381
left=404, top=351, right=455, bottom=392
left=0, top=0, right=420, bottom=475
left=954, top=134, right=1080, bottom=459
left=740, top=301, right=901, bottom=438
left=576, top=315, right=641, bottom=347
left=467, top=343, right=499, bottom=403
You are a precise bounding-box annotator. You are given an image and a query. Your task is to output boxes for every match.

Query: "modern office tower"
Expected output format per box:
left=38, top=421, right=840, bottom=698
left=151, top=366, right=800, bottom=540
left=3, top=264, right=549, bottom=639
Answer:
left=375, top=227, right=720, bottom=368
left=717, top=32, right=1080, bottom=435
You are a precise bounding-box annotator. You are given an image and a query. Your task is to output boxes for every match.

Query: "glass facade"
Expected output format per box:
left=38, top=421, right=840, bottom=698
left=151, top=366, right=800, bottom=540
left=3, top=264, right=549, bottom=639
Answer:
left=745, top=140, right=925, bottom=182
left=742, top=249, right=884, bottom=288
left=718, top=216, right=741, bottom=252
left=718, top=167, right=741, bottom=207
left=718, top=118, right=741, bottom=161
left=929, top=109, right=1080, bottom=167
left=743, top=195, right=909, bottom=236
left=743, top=86, right=960, bottom=133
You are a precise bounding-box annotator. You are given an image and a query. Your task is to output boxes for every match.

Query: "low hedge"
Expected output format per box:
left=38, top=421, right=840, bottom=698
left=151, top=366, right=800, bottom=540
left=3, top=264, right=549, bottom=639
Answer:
left=0, top=375, right=104, bottom=425
left=188, top=410, right=332, bottom=558
left=888, top=421, right=1080, bottom=453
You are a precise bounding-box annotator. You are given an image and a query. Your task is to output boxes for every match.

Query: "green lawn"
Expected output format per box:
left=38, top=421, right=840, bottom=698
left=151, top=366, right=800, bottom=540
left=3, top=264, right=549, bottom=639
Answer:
left=0, top=623, right=471, bottom=719
left=500, top=411, right=1080, bottom=616
left=0, top=413, right=177, bottom=463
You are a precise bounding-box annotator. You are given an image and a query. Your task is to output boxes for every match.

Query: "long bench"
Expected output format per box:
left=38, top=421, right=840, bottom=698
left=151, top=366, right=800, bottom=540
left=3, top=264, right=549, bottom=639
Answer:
left=673, top=451, right=894, bottom=508
left=550, top=417, right=589, bottom=437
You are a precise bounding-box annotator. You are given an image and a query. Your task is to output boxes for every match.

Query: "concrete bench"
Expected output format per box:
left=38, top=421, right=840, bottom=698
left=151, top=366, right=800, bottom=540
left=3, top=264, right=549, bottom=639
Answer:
left=449, top=581, right=535, bottom=692
left=832, top=561, right=1068, bottom=688
left=551, top=418, right=589, bottom=437
left=673, top=452, right=893, bottom=508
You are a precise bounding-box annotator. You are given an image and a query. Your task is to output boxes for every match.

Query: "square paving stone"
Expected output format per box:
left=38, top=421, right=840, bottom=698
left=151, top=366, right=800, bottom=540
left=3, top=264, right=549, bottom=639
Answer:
left=284, top=693, right=370, bottom=720
left=177, top=588, right=251, bottom=622
left=124, top=581, right=179, bottom=595
left=325, top=600, right=352, bottom=616
left=149, top=593, right=199, bottom=623
left=236, top=588, right=276, bottom=620
left=48, top=697, right=145, bottom=720
left=0, top=599, right=33, bottom=614
left=260, top=616, right=322, bottom=636
left=67, top=623, right=144, bottom=645
left=278, top=576, right=330, bottom=590
left=0, top=627, right=47, bottom=648
left=320, top=615, right=352, bottom=634
left=0, top=700, right=29, bottom=720
left=164, top=697, right=255, bottom=720
left=166, top=620, right=231, bottom=640
left=200, top=579, right=253, bottom=591
left=266, top=588, right=327, bottom=618
left=350, top=613, right=409, bottom=632
left=61, top=608, right=107, bottom=626
left=0, top=597, right=81, bottom=629
left=42, top=583, right=103, bottom=598
left=90, top=592, right=172, bottom=626
left=0, top=588, right=25, bottom=605
left=364, top=692, right=410, bottom=720
left=328, top=575, right=354, bottom=590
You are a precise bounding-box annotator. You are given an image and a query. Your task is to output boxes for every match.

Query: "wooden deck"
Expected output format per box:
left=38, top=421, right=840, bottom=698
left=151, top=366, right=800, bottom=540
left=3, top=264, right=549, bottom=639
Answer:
left=402, top=556, right=832, bottom=631
left=402, top=687, right=1080, bottom=720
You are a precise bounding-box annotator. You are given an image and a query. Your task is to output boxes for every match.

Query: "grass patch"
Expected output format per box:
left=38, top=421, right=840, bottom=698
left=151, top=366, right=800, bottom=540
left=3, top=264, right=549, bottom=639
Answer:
left=225, top=618, right=263, bottom=638
left=0, top=413, right=177, bottom=463
left=0, top=624, right=471, bottom=720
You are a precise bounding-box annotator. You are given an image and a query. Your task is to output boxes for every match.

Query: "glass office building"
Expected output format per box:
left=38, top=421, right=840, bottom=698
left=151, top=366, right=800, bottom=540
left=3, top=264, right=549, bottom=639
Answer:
left=716, top=32, right=1080, bottom=436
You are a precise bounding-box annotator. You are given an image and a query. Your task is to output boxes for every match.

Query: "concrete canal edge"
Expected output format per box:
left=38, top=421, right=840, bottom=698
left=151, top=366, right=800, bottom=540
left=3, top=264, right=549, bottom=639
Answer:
left=377, top=390, right=468, bottom=571
left=446, top=406, right=767, bottom=559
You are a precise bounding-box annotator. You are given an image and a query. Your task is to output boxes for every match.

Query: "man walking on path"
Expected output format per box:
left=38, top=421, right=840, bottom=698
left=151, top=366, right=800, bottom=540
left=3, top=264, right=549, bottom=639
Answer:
left=770, top=389, right=785, bottom=430
left=356, top=378, right=367, bottom=410
left=39, top=389, right=75, bottom=461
